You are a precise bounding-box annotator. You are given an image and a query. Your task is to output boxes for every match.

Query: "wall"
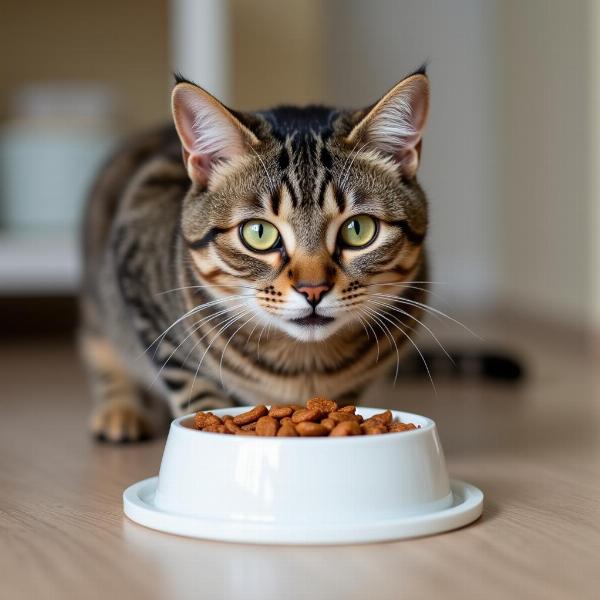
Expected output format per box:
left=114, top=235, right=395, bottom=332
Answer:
left=3, top=0, right=593, bottom=331
left=171, top=0, right=230, bottom=102
left=324, top=0, right=501, bottom=309
left=590, top=1, right=600, bottom=332
left=0, top=0, right=170, bottom=128
left=230, top=0, right=326, bottom=110
left=498, top=0, right=591, bottom=328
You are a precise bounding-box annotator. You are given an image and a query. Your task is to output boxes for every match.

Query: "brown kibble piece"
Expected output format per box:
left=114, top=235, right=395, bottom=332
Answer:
left=292, top=408, right=323, bottom=423
left=330, top=421, right=362, bottom=436
left=295, top=422, right=329, bottom=436
left=256, top=416, right=279, bottom=436
left=361, top=422, right=388, bottom=435
left=269, top=405, right=294, bottom=418
left=194, top=402, right=418, bottom=437
left=194, top=412, right=222, bottom=429
left=224, top=418, right=241, bottom=434
left=365, top=410, right=393, bottom=426
left=306, top=397, right=338, bottom=413
left=389, top=421, right=418, bottom=432
left=233, top=405, right=268, bottom=426
left=320, top=418, right=336, bottom=432
left=202, top=423, right=228, bottom=434
left=277, top=422, right=298, bottom=437
left=328, top=411, right=361, bottom=423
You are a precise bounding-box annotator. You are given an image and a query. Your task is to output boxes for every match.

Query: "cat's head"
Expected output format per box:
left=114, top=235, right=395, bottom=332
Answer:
left=171, top=69, right=429, bottom=342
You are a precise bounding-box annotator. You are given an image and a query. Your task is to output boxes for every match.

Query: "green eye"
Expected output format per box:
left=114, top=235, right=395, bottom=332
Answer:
left=339, top=215, right=378, bottom=248
left=240, top=219, right=280, bottom=251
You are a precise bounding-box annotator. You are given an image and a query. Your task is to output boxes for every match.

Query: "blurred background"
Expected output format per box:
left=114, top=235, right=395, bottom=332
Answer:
left=0, top=0, right=594, bottom=356
left=2, top=5, right=598, bottom=596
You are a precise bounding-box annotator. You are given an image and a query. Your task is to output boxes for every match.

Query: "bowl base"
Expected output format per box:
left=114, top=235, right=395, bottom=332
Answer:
left=123, top=477, right=483, bottom=545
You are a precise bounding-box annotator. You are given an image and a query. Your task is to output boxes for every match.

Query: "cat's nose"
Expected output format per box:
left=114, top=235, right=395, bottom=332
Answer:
left=294, top=282, right=331, bottom=307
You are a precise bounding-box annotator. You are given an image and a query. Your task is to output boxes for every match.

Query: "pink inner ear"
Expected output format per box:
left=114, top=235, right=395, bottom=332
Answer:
left=357, top=75, right=429, bottom=177
left=397, top=147, right=419, bottom=177
left=173, top=91, right=200, bottom=154
left=187, top=153, right=213, bottom=186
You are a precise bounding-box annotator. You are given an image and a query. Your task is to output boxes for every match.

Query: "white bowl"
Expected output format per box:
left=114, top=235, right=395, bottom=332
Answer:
left=124, top=407, right=483, bottom=544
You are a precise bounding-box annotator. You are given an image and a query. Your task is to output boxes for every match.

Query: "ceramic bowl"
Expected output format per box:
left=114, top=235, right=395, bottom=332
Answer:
left=124, top=407, right=483, bottom=544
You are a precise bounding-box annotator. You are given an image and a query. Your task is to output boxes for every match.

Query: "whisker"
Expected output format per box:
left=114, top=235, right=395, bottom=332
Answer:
left=357, top=308, right=381, bottom=362
left=186, top=308, right=252, bottom=411
left=361, top=305, right=401, bottom=385
left=355, top=314, right=371, bottom=341
left=338, top=142, right=360, bottom=185
left=365, top=281, right=447, bottom=304
left=139, top=294, right=249, bottom=359
left=365, top=281, right=447, bottom=287
left=182, top=308, right=247, bottom=370
left=150, top=303, right=245, bottom=388
left=155, top=284, right=257, bottom=296
left=325, top=297, right=367, bottom=310
left=247, top=144, right=277, bottom=193
left=363, top=304, right=437, bottom=394
left=219, top=313, right=257, bottom=387
left=367, top=298, right=455, bottom=365
left=342, top=141, right=370, bottom=189
left=244, top=317, right=262, bottom=350
left=256, top=320, right=269, bottom=361
left=371, top=293, right=482, bottom=340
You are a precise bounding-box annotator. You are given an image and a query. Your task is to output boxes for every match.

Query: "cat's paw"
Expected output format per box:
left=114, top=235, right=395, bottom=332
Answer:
left=90, top=401, right=153, bottom=443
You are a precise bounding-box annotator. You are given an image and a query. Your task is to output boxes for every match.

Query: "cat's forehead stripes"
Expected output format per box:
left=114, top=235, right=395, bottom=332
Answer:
left=184, top=100, right=427, bottom=266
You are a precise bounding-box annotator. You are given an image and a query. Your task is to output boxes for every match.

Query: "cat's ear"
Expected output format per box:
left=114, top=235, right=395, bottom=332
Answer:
left=171, top=80, right=259, bottom=186
left=345, top=72, right=429, bottom=178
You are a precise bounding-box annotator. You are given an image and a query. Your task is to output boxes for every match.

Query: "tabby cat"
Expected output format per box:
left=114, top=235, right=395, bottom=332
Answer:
left=80, top=67, right=430, bottom=442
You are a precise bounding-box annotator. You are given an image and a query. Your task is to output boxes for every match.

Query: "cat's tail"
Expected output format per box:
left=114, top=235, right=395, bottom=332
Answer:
left=397, top=348, right=525, bottom=382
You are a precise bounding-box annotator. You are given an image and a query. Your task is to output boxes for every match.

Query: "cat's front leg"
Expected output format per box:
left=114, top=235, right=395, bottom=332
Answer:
left=161, top=367, right=237, bottom=417
left=81, top=332, right=153, bottom=442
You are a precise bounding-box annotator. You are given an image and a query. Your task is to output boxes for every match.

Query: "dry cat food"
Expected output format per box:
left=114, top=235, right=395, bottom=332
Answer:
left=192, top=397, right=419, bottom=437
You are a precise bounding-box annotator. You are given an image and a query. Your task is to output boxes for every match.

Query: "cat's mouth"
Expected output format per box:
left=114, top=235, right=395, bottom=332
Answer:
left=290, top=314, right=335, bottom=327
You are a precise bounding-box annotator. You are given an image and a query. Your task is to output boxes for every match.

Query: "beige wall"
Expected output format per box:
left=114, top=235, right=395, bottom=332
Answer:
left=230, top=0, right=325, bottom=110
left=498, top=0, right=591, bottom=328
left=323, top=0, right=595, bottom=331
left=589, top=0, right=600, bottom=330
left=324, top=0, right=501, bottom=309
left=0, top=0, right=170, bottom=128
left=2, top=0, right=596, bottom=331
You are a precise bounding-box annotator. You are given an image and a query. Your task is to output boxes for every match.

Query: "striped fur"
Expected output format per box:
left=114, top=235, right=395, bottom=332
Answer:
left=80, top=72, right=430, bottom=441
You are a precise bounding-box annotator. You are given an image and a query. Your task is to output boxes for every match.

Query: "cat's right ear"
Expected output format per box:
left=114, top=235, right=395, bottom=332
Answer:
left=171, top=81, right=259, bottom=186
left=345, top=71, right=429, bottom=178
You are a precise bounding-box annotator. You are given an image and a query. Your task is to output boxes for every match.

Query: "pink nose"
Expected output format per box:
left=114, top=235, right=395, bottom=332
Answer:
left=294, top=283, right=331, bottom=307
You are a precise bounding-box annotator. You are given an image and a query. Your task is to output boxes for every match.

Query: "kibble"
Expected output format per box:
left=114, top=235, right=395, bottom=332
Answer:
left=295, top=422, right=329, bottom=437
left=306, top=396, right=338, bottom=413
left=192, top=400, right=419, bottom=437
left=269, top=405, right=294, bottom=419
left=330, top=420, right=362, bottom=436
left=255, top=416, right=279, bottom=436
left=233, top=405, right=268, bottom=426
left=277, top=422, right=299, bottom=437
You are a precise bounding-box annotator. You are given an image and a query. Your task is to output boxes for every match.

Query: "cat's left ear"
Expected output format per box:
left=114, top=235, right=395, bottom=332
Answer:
left=171, top=80, right=259, bottom=186
left=345, top=72, right=429, bottom=178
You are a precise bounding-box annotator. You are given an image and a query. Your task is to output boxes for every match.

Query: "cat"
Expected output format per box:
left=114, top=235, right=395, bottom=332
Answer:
left=79, top=67, right=430, bottom=442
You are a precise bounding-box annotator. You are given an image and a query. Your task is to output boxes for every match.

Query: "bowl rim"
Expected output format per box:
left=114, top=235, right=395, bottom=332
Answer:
left=172, top=407, right=436, bottom=445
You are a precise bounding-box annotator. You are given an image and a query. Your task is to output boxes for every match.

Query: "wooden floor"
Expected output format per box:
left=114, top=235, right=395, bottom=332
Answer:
left=1, top=317, right=599, bottom=600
